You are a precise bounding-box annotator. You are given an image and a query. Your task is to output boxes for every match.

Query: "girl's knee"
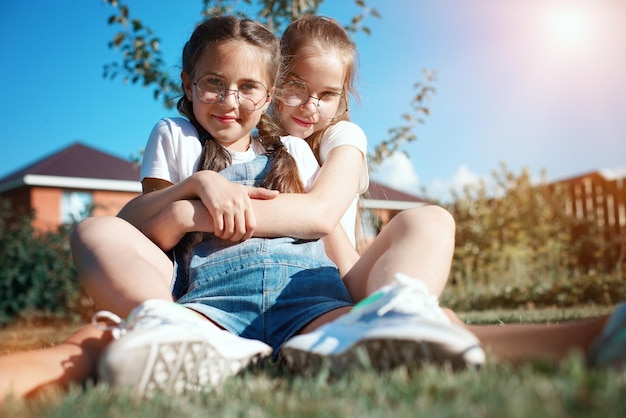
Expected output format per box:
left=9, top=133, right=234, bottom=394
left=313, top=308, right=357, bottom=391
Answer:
left=70, top=216, right=136, bottom=268
left=71, top=217, right=130, bottom=247
left=400, top=205, right=456, bottom=233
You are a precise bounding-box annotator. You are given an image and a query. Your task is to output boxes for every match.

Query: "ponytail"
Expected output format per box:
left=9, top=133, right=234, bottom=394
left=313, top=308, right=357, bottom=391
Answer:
left=257, top=113, right=305, bottom=194
left=194, top=123, right=233, bottom=173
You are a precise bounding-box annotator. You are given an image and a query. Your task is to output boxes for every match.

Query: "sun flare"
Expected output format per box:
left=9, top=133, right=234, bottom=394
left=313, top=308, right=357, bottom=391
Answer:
left=544, top=5, right=595, bottom=52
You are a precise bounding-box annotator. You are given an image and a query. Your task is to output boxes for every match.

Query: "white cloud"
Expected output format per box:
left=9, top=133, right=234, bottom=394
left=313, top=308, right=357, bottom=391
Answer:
left=451, top=165, right=482, bottom=190
left=370, top=153, right=421, bottom=194
left=426, top=165, right=485, bottom=202
left=370, top=158, right=488, bottom=202
left=599, top=166, right=626, bottom=180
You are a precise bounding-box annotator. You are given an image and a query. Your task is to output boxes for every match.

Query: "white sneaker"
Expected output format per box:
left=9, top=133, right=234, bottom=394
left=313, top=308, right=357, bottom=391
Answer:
left=93, top=300, right=272, bottom=396
left=281, top=273, right=485, bottom=374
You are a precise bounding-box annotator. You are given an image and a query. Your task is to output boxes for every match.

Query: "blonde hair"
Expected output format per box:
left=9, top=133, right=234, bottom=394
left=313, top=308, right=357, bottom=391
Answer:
left=279, top=15, right=360, bottom=163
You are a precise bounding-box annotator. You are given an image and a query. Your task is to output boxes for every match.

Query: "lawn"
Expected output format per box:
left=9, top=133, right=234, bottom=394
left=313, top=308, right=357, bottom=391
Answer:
left=1, top=306, right=625, bottom=418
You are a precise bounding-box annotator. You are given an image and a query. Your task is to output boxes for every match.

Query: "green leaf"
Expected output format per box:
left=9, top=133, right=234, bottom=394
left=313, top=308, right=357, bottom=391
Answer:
left=131, top=18, right=143, bottom=31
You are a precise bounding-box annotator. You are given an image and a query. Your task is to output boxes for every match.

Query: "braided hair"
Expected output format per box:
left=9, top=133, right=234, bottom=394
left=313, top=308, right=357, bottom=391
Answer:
left=177, top=16, right=304, bottom=193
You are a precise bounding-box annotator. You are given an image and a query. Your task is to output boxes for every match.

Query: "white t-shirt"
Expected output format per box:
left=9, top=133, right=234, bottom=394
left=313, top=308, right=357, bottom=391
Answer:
left=141, top=117, right=320, bottom=190
left=318, top=121, right=369, bottom=247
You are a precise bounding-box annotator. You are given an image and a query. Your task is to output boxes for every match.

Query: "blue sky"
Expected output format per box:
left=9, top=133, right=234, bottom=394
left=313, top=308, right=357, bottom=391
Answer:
left=2, top=0, right=625, bottom=201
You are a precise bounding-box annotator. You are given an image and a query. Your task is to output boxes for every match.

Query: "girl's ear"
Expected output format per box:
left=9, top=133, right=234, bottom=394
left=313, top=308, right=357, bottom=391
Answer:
left=263, top=86, right=275, bottom=111
left=181, top=71, right=194, bottom=101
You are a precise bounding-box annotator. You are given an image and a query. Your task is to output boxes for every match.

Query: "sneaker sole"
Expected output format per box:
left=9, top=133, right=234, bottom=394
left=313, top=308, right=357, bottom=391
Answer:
left=100, top=328, right=271, bottom=396
left=282, top=336, right=484, bottom=375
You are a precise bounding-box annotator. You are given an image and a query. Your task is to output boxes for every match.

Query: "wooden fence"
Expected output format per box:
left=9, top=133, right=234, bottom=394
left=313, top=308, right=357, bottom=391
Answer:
left=560, top=171, right=625, bottom=233
left=557, top=171, right=626, bottom=269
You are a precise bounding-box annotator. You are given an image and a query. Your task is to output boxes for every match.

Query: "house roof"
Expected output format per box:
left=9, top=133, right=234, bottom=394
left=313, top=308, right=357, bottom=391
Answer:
left=0, top=142, right=141, bottom=194
left=1, top=142, right=139, bottom=183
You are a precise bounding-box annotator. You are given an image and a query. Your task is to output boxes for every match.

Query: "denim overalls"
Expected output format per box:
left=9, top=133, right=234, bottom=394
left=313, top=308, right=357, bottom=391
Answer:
left=175, top=154, right=353, bottom=356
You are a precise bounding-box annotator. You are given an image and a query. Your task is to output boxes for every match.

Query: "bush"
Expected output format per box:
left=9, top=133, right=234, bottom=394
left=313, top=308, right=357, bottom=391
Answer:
left=441, top=271, right=626, bottom=311
left=438, top=163, right=624, bottom=310
left=0, top=200, right=83, bottom=325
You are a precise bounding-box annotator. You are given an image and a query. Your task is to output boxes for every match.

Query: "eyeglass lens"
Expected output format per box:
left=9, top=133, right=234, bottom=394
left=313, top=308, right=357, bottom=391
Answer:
left=278, top=80, right=348, bottom=119
left=194, top=76, right=268, bottom=111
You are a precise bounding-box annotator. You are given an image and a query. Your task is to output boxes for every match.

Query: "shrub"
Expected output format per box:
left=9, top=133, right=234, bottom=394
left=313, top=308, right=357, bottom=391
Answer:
left=439, top=163, right=624, bottom=309
left=0, top=200, right=82, bottom=325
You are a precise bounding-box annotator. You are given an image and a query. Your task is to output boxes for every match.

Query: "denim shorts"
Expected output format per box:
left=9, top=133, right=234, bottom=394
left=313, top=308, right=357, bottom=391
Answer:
left=176, top=236, right=353, bottom=355
left=172, top=154, right=353, bottom=355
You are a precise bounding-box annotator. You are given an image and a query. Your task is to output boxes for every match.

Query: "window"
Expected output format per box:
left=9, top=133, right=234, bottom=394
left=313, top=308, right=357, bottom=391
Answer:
left=61, top=191, right=93, bottom=224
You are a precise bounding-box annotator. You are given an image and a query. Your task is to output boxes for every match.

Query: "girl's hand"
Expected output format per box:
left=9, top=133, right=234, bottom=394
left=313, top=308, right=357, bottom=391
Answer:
left=190, top=171, right=278, bottom=242
left=191, top=171, right=254, bottom=241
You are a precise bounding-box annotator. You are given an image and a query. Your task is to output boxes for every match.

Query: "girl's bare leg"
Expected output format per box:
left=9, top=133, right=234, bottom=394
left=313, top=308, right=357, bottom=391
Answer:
left=70, top=216, right=175, bottom=317
left=0, top=325, right=111, bottom=403
left=466, top=316, right=609, bottom=364
left=344, top=205, right=455, bottom=302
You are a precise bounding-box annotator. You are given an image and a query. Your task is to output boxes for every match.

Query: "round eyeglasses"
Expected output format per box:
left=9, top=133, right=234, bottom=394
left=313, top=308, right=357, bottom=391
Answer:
left=193, top=75, right=269, bottom=111
left=277, top=80, right=348, bottom=119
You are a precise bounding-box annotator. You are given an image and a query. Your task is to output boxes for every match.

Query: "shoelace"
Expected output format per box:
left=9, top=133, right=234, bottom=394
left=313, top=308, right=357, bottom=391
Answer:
left=92, top=310, right=127, bottom=339
left=92, top=300, right=211, bottom=341
left=91, top=303, right=170, bottom=339
left=377, top=274, right=450, bottom=323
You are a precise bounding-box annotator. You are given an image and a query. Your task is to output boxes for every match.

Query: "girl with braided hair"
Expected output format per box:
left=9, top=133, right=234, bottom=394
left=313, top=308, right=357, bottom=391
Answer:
left=0, top=15, right=357, bottom=400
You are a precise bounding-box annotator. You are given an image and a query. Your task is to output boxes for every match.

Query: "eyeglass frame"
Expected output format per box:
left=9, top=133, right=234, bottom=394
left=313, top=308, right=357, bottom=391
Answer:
left=277, top=79, right=348, bottom=119
left=192, top=74, right=270, bottom=111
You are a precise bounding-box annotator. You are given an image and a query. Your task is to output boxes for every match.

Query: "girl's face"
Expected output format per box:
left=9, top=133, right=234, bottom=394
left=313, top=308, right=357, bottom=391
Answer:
left=182, top=40, right=273, bottom=151
left=276, top=45, right=346, bottom=139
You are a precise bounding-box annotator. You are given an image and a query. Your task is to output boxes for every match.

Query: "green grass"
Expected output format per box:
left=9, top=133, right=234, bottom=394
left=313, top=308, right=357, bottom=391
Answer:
left=458, top=304, right=616, bottom=325
left=1, top=306, right=624, bottom=418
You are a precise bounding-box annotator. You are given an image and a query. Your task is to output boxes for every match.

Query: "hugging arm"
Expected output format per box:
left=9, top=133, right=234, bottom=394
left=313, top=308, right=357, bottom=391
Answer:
left=132, top=145, right=363, bottom=244
left=250, top=145, right=364, bottom=239
left=142, top=196, right=360, bottom=281
left=119, top=171, right=278, bottom=242
left=142, top=199, right=209, bottom=251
